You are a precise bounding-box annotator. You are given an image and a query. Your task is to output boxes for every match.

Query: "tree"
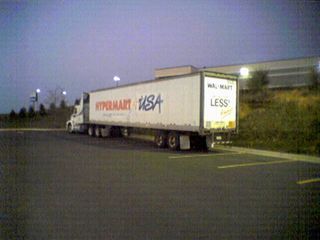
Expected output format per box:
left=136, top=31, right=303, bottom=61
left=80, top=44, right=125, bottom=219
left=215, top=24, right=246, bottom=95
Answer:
left=45, top=86, right=67, bottom=109
left=39, top=104, right=47, bottom=116
left=18, top=107, right=27, bottom=118
left=309, top=67, right=320, bottom=90
left=246, top=70, right=269, bottom=92
left=49, top=102, right=56, bottom=111
left=9, top=110, right=17, bottom=120
left=60, top=99, right=67, bottom=109
left=28, top=106, right=36, bottom=118
left=74, top=98, right=80, bottom=105
left=245, top=70, right=270, bottom=107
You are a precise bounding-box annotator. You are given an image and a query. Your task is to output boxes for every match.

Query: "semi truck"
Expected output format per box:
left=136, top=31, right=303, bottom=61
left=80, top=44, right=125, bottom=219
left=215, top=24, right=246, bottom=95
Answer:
left=66, top=71, right=239, bottom=150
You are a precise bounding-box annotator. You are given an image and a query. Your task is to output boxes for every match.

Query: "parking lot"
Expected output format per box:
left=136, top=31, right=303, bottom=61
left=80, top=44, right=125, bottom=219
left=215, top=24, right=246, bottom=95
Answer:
left=1, top=131, right=319, bottom=239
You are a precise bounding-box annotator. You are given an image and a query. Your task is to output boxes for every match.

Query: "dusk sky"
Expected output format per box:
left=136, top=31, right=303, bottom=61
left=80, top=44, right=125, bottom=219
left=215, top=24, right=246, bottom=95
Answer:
left=1, top=0, right=319, bottom=113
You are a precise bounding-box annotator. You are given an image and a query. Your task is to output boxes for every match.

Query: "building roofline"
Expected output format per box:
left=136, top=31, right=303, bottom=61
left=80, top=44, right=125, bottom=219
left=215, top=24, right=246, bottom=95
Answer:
left=154, top=65, right=198, bottom=71
left=203, top=55, right=320, bottom=69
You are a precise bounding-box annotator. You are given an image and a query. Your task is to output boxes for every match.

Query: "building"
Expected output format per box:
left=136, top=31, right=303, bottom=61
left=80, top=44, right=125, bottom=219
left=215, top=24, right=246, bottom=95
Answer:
left=155, top=56, right=320, bottom=89
left=154, top=65, right=198, bottom=79
left=202, top=56, right=320, bottom=89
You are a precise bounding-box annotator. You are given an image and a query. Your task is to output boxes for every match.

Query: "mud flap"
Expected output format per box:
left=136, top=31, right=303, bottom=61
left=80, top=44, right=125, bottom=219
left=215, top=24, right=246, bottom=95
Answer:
left=179, top=135, right=190, bottom=150
left=206, top=135, right=215, bottom=150
left=207, top=132, right=232, bottom=149
left=101, top=126, right=111, bottom=137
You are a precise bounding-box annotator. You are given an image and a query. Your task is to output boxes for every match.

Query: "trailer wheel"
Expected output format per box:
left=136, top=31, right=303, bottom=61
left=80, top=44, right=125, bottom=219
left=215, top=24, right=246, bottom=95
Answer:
left=167, top=132, right=180, bottom=150
left=155, top=132, right=167, bottom=148
left=88, top=126, right=94, bottom=137
left=95, top=126, right=101, bottom=137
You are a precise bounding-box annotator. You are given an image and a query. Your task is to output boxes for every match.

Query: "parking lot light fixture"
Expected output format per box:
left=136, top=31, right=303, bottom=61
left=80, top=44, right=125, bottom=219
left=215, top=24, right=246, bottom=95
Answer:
left=240, top=67, right=249, bottom=78
left=113, top=76, right=120, bottom=87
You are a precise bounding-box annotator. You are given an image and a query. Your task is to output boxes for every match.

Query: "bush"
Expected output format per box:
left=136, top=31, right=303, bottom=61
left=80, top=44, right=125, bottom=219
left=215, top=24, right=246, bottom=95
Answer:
left=241, top=90, right=271, bottom=108
left=233, top=90, right=320, bottom=155
left=9, top=110, right=17, bottom=120
left=28, top=106, right=36, bottom=118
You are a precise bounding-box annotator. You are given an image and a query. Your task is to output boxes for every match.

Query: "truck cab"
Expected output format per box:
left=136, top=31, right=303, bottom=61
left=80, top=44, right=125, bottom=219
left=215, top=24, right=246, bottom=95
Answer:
left=66, top=93, right=89, bottom=133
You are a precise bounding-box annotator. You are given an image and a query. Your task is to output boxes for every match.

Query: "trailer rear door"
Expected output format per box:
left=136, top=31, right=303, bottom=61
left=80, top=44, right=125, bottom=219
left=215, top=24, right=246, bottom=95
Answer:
left=203, top=73, right=238, bottom=131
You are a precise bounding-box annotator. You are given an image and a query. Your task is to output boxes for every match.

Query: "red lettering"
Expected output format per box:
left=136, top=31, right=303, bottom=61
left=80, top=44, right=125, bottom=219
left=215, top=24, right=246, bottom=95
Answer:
left=95, top=99, right=131, bottom=111
left=118, top=100, right=123, bottom=110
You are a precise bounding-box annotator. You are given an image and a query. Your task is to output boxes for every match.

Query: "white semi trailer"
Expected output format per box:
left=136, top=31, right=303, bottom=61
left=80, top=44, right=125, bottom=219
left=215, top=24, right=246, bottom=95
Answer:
left=66, top=71, right=239, bottom=150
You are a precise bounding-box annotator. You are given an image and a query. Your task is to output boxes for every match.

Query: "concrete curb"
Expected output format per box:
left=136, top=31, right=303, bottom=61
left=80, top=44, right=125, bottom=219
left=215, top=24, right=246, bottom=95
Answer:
left=0, top=128, right=65, bottom=132
left=213, top=145, right=320, bottom=164
left=129, top=134, right=320, bottom=164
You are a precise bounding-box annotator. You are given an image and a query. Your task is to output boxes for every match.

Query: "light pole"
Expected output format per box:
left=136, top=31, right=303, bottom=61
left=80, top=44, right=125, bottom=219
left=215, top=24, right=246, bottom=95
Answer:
left=51, top=87, right=67, bottom=125
left=113, top=76, right=120, bottom=87
left=53, top=87, right=67, bottom=108
left=36, top=88, right=41, bottom=111
left=30, top=88, right=41, bottom=111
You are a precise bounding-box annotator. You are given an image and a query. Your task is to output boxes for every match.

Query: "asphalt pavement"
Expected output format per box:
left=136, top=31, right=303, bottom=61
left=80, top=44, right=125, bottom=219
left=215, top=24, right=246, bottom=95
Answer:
left=1, top=131, right=319, bottom=239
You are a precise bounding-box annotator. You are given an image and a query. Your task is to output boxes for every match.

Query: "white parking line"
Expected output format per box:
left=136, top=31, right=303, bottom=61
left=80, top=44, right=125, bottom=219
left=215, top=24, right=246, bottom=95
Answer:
left=297, top=178, right=320, bottom=185
left=217, top=159, right=298, bottom=169
left=0, top=128, right=65, bottom=132
left=168, top=152, right=243, bottom=159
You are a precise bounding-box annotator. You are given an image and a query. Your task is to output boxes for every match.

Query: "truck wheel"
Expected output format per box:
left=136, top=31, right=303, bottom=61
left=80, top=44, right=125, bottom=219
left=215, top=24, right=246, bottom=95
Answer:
left=95, top=126, right=101, bottom=137
left=67, top=123, right=73, bottom=133
left=88, top=126, right=94, bottom=137
left=155, top=132, right=167, bottom=148
left=167, top=132, right=180, bottom=150
left=121, top=128, right=130, bottom=137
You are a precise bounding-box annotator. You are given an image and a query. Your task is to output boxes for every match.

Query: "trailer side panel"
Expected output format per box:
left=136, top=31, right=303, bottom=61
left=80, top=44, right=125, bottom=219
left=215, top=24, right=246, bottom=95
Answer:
left=89, top=74, right=201, bottom=131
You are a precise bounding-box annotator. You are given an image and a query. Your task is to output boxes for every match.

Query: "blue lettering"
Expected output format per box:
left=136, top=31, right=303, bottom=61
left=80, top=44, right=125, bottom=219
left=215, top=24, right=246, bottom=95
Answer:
left=139, top=94, right=163, bottom=113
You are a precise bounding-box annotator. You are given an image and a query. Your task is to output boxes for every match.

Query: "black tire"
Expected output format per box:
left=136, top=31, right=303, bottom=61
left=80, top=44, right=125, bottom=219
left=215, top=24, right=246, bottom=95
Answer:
left=155, top=132, right=167, bottom=148
left=167, top=132, right=180, bottom=150
left=67, top=123, right=73, bottom=133
left=88, top=126, right=94, bottom=137
left=95, top=126, right=101, bottom=137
